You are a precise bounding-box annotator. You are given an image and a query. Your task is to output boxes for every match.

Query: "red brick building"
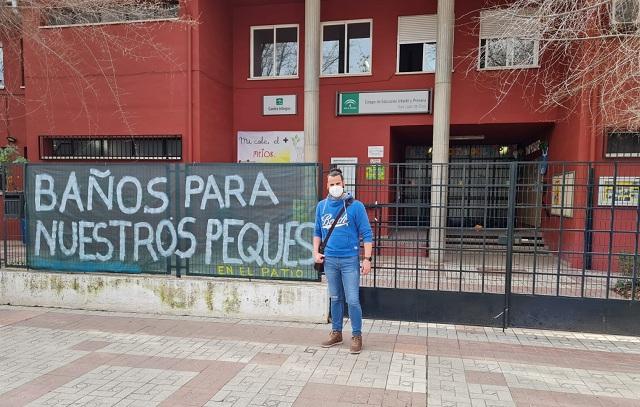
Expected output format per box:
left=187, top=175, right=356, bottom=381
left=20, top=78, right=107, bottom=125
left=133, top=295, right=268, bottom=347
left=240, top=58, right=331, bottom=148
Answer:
left=0, top=0, right=638, bottom=271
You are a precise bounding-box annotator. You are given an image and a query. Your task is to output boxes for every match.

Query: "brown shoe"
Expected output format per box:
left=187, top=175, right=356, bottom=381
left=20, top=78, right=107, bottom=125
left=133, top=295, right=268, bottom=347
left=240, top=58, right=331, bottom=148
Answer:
left=321, top=330, right=343, bottom=348
left=350, top=335, right=362, bottom=354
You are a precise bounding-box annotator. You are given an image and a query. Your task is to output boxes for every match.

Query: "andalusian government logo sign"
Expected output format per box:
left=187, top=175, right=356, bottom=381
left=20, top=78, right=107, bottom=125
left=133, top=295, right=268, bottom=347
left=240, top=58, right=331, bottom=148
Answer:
left=337, top=90, right=432, bottom=116
left=340, top=93, right=360, bottom=114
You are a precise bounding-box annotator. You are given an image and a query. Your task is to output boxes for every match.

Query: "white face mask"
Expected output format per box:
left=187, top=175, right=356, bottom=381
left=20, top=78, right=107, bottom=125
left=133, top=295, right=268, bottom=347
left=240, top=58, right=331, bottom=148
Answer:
left=329, top=185, right=344, bottom=198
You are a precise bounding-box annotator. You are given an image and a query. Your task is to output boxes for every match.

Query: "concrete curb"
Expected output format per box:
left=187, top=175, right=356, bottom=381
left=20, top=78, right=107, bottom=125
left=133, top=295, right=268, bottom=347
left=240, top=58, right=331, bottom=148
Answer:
left=0, top=269, right=328, bottom=323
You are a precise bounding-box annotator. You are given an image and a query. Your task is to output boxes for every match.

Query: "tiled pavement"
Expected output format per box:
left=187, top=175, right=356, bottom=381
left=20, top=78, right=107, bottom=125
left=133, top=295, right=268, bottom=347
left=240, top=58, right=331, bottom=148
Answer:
left=1, top=306, right=640, bottom=406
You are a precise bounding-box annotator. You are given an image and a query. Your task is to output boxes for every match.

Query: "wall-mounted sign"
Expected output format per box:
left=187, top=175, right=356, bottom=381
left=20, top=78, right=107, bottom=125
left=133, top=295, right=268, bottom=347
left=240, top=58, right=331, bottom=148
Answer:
left=551, top=172, right=575, bottom=217
left=366, top=165, right=385, bottom=181
left=238, top=131, right=304, bottom=163
left=337, top=90, right=432, bottom=116
left=368, top=146, right=384, bottom=158
left=598, top=177, right=640, bottom=207
left=263, top=95, right=297, bottom=116
left=525, top=139, right=542, bottom=156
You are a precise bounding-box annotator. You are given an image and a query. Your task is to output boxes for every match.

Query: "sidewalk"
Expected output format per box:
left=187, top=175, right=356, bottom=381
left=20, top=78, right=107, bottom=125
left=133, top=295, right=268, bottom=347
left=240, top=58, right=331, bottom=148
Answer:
left=1, top=306, right=640, bottom=407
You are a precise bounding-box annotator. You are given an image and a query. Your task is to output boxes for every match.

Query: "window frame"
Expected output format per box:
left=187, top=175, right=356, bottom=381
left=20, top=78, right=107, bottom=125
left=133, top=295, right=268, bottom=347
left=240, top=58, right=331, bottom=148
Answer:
left=39, top=1, right=180, bottom=28
left=320, top=18, right=373, bottom=78
left=39, top=136, right=183, bottom=161
left=604, top=130, right=640, bottom=158
left=612, top=0, right=640, bottom=24
left=478, top=36, right=539, bottom=71
left=396, top=42, right=437, bottom=75
left=0, top=43, right=4, bottom=90
left=395, top=14, right=437, bottom=75
left=477, top=9, right=540, bottom=71
left=249, top=24, right=300, bottom=80
left=19, top=38, right=24, bottom=88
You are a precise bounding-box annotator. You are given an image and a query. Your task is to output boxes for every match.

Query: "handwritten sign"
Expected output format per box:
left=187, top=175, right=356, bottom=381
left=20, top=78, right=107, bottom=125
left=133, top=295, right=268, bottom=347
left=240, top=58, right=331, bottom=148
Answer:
left=237, top=131, right=304, bottom=163
left=27, top=164, right=318, bottom=280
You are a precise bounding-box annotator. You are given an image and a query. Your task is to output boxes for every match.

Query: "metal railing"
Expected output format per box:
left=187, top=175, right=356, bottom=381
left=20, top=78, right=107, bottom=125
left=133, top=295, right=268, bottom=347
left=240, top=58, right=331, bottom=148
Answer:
left=324, top=161, right=640, bottom=301
left=3, top=160, right=640, bottom=301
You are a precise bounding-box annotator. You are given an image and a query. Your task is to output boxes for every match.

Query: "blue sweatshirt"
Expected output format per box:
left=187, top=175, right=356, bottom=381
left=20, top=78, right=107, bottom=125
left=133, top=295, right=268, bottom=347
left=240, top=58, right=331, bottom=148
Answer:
left=314, top=193, right=373, bottom=257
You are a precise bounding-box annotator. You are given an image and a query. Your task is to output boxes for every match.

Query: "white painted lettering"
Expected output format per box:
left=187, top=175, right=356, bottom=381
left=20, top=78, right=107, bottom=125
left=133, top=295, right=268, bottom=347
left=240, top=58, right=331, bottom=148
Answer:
left=205, top=219, right=223, bottom=264
left=184, top=175, right=204, bottom=208
left=176, top=217, right=196, bottom=259
left=35, top=174, right=57, bottom=212
left=87, top=169, right=114, bottom=211
left=116, top=176, right=143, bottom=215
left=59, top=172, right=84, bottom=213
left=225, top=175, right=247, bottom=208
left=144, top=177, right=168, bottom=214
left=249, top=172, right=279, bottom=206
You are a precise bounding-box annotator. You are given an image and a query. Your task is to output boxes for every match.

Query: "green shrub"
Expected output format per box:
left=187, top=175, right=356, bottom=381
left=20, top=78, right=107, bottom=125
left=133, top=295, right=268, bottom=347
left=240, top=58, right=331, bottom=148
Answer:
left=615, top=254, right=640, bottom=298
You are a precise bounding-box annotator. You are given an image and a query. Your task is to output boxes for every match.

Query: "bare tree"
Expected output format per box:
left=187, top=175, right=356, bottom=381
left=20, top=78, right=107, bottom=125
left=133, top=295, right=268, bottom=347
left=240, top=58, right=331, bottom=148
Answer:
left=464, top=0, right=640, bottom=131
left=0, top=0, right=193, bottom=133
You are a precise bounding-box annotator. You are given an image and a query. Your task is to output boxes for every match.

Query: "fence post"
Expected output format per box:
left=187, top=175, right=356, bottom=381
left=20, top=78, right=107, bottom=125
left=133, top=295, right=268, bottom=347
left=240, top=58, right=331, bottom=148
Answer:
left=582, top=164, right=595, bottom=296
left=2, top=165, right=7, bottom=268
left=503, top=162, right=518, bottom=330
left=633, top=177, right=640, bottom=301
left=23, top=163, right=29, bottom=269
left=174, top=164, right=182, bottom=278
left=606, top=163, right=618, bottom=298
left=373, top=203, right=380, bottom=288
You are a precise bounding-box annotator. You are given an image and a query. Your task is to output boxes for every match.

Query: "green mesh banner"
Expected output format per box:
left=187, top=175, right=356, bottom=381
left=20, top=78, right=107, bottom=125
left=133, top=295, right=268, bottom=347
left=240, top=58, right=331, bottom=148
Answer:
left=26, top=164, right=319, bottom=281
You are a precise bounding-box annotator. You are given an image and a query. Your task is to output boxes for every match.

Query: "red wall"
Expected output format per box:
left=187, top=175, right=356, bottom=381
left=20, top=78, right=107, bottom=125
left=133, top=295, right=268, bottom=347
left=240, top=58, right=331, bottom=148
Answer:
left=231, top=0, right=558, bottom=168
left=0, top=35, right=27, bottom=157
left=2, top=0, right=635, bottom=272
left=232, top=1, right=305, bottom=162
left=23, top=17, right=190, bottom=162
left=193, top=0, right=234, bottom=162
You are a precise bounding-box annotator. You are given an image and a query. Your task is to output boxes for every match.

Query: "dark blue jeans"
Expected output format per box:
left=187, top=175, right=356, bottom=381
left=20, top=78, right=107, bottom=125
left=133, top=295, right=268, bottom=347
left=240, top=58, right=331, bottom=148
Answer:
left=324, top=256, right=362, bottom=336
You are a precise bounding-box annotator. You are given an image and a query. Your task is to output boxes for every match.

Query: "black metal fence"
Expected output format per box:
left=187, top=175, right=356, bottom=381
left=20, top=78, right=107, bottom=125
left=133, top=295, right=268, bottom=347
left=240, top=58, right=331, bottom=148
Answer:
left=3, top=161, right=640, bottom=333
left=324, top=161, right=640, bottom=302
left=1, top=164, right=27, bottom=268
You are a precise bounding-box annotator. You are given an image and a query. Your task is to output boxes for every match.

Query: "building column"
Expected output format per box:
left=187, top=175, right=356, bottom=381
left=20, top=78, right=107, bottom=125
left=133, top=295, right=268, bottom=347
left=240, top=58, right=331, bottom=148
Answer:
left=304, top=0, right=321, bottom=163
left=429, top=0, right=455, bottom=264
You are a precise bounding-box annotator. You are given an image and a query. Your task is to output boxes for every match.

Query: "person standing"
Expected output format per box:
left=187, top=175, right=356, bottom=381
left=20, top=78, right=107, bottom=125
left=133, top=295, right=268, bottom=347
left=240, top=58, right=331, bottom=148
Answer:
left=314, top=168, right=373, bottom=354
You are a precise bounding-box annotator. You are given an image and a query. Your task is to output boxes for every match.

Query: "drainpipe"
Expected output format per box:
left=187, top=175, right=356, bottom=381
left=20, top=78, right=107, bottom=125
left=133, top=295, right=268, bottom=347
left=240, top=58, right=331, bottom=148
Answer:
left=303, top=0, right=320, bottom=163
left=187, top=20, right=194, bottom=162
left=429, top=0, right=455, bottom=264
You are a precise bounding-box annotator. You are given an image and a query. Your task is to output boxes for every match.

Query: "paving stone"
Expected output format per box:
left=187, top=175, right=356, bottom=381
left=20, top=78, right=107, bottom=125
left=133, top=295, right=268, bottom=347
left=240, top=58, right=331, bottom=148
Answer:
left=1, top=305, right=640, bottom=406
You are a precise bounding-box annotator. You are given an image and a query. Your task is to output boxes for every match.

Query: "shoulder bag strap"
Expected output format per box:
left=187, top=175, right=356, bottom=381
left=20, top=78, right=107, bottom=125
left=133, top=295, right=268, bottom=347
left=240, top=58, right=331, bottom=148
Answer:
left=319, top=200, right=350, bottom=252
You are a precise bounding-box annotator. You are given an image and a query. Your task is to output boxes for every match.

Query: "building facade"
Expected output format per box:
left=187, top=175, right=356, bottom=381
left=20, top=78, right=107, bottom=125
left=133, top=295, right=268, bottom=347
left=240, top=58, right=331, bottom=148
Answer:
left=0, top=0, right=578, bottom=164
left=0, top=0, right=638, bottom=271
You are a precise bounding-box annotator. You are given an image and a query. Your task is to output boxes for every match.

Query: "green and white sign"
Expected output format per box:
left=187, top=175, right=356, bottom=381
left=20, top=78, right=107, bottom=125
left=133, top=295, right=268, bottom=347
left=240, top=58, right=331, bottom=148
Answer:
left=263, top=95, right=297, bottom=116
left=337, top=90, right=431, bottom=116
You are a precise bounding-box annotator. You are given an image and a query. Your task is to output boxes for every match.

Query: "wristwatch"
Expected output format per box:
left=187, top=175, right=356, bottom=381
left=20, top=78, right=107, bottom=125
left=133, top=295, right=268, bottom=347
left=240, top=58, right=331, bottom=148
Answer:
left=363, top=256, right=372, bottom=262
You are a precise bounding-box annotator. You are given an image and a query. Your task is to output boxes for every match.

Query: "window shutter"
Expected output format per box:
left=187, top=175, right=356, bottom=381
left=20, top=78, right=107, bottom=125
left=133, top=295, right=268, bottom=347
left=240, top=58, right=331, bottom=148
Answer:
left=480, top=9, right=539, bottom=39
left=398, top=14, right=438, bottom=44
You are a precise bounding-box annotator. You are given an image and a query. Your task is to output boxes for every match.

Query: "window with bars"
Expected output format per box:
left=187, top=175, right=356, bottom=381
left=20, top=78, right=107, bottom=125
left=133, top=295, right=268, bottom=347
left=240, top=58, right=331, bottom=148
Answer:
left=40, top=136, right=182, bottom=160
left=0, top=43, right=4, bottom=89
left=42, top=0, right=179, bottom=27
left=606, top=131, right=640, bottom=158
